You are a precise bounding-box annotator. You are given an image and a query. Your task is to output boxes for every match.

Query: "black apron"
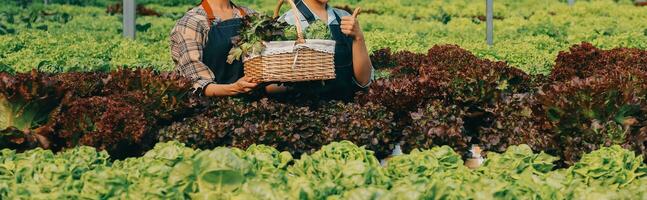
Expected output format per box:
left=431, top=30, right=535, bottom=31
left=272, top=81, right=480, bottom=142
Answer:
left=201, top=1, right=246, bottom=84
left=287, top=0, right=360, bottom=101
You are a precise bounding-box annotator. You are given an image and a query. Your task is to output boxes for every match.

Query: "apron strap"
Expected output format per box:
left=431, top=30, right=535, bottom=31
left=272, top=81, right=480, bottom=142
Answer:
left=237, top=6, right=247, bottom=17
left=294, top=0, right=317, bottom=23
left=201, top=0, right=247, bottom=25
left=230, top=1, right=248, bottom=17
left=332, top=9, right=343, bottom=25
left=201, top=0, right=216, bottom=24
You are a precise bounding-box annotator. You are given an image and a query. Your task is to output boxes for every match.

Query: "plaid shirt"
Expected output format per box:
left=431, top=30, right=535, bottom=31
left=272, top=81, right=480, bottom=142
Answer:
left=170, top=6, right=255, bottom=92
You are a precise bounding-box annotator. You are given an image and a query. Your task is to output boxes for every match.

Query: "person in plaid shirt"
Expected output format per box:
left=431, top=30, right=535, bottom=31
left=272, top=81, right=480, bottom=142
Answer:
left=170, top=0, right=257, bottom=97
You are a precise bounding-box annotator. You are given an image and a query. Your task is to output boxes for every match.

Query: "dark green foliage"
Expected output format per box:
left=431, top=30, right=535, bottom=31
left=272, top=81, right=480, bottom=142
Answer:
left=228, top=12, right=335, bottom=64
left=0, top=23, right=16, bottom=35
left=228, top=13, right=290, bottom=63
left=283, top=21, right=332, bottom=41
left=0, top=5, right=72, bottom=31
left=0, top=0, right=195, bottom=7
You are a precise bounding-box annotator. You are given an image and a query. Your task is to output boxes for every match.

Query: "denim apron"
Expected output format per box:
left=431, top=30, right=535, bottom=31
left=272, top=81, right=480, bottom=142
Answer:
left=201, top=1, right=247, bottom=84
left=288, top=0, right=359, bottom=101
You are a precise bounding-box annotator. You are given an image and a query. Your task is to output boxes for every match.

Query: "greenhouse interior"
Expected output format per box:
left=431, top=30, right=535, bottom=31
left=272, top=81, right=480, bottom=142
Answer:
left=1, top=0, right=647, bottom=199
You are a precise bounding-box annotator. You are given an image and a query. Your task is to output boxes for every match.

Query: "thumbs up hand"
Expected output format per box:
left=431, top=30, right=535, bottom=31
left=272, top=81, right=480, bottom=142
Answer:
left=340, top=8, right=363, bottom=41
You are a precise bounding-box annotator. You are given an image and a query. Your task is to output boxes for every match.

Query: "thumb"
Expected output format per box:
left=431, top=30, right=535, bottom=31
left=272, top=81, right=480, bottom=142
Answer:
left=242, top=76, right=254, bottom=82
left=240, top=81, right=258, bottom=88
left=352, top=7, right=361, bottom=18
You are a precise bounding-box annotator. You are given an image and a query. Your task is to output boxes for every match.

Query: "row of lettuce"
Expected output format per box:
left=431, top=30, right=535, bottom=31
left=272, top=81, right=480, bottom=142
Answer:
left=364, top=42, right=647, bottom=166
left=1, top=141, right=645, bottom=199
left=1, top=0, right=647, bottom=74
left=1, top=42, right=646, bottom=167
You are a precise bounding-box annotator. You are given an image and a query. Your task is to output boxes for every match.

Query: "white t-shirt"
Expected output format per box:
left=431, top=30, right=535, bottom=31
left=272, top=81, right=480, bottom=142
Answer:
left=279, top=4, right=351, bottom=28
left=279, top=4, right=374, bottom=88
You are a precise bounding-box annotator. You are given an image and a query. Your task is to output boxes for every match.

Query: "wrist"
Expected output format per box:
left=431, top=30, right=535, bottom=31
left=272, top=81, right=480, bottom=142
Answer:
left=204, top=83, right=215, bottom=96
left=353, top=33, right=365, bottom=42
left=226, top=83, right=240, bottom=95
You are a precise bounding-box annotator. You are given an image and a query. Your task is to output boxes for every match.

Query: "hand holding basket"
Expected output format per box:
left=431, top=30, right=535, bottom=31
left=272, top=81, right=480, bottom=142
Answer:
left=243, top=0, right=336, bottom=83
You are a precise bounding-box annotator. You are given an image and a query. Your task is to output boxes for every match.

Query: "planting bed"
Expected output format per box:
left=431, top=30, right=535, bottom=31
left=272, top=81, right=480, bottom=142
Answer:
left=1, top=42, right=647, bottom=199
left=2, top=43, right=646, bottom=164
left=1, top=141, right=645, bottom=199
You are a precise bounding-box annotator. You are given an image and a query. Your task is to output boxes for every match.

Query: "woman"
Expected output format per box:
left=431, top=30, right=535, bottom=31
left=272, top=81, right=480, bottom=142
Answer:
left=269, top=0, right=374, bottom=101
left=170, top=0, right=258, bottom=96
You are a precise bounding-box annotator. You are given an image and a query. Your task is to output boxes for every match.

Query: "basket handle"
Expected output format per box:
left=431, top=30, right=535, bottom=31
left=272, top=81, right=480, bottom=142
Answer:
left=273, top=0, right=306, bottom=44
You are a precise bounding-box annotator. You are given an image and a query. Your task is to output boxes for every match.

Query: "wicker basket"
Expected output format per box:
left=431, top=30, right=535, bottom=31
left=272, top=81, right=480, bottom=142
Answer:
left=243, top=0, right=336, bottom=83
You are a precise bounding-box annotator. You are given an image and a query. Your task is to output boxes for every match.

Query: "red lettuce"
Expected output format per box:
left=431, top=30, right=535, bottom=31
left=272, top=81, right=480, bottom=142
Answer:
left=52, top=72, right=105, bottom=98
left=100, top=69, right=195, bottom=124
left=361, top=45, right=533, bottom=157
left=401, top=100, right=471, bottom=156
left=369, top=48, right=427, bottom=77
left=479, top=94, right=557, bottom=155
left=0, top=71, right=64, bottom=149
left=538, top=69, right=647, bottom=164
left=47, top=93, right=152, bottom=157
left=0, top=71, right=64, bottom=130
left=159, top=98, right=398, bottom=158
left=318, top=101, right=396, bottom=157
left=551, top=42, right=647, bottom=82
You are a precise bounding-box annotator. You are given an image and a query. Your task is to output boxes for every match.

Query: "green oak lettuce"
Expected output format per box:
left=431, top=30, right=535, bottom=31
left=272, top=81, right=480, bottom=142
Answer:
left=1, top=141, right=646, bottom=199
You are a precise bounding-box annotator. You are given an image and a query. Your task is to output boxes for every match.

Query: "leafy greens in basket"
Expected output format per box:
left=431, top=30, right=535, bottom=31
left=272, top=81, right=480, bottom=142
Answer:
left=227, top=13, right=333, bottom=64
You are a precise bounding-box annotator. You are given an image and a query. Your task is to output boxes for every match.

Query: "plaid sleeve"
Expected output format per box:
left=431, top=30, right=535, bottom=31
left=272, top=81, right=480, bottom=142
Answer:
left=170, top=10, right=215, bottom=93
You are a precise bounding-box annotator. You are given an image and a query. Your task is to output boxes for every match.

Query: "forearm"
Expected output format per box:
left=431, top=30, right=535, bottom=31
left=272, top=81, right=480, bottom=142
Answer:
left=204, top=83, right=238, bottom=97
left=351, top=35, right=373, bottom=86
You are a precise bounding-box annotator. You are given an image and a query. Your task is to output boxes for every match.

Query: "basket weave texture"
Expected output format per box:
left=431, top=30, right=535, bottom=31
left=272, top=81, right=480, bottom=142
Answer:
left=244, top=40, right=336, bottom=82
left=243, top=0, right=337, bottom=83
